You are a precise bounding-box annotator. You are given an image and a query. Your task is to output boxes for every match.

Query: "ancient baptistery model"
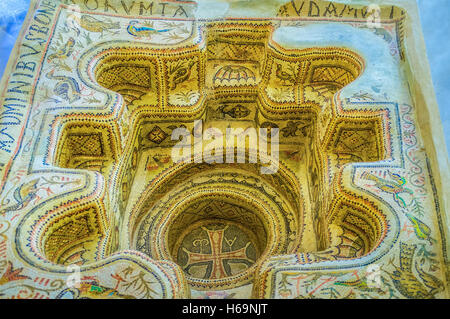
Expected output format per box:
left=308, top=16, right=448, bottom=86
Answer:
left=0, top=0, right=448, bottom=299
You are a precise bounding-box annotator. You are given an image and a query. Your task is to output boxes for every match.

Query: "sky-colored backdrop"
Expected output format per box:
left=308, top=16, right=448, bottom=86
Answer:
left=417, top=0, right=450, bottom=156
left=0, top=0, right=448, bottom=156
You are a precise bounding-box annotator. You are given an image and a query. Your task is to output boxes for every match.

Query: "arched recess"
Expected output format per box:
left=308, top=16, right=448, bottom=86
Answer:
left=25, top=21, right=395, bottom=299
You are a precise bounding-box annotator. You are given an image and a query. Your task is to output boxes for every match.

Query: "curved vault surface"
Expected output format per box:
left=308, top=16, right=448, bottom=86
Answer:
left=0, top=0, right=448, bottom=299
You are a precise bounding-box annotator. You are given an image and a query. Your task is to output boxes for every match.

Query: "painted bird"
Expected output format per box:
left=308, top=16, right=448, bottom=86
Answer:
left=46, top=70, right=82, bottom=103
left=58, top=281, right=135, bottom=299
left=126, top=20, right=171, bottom=38
left=169, top=61, right=195, bottom=90
left=405, top=213, right=435, bottom=244
left=373, top=28, right=393, bottom=43
left=67, top=14, right=120, bottom=36
left=0, top=179, right=39, bottom=215
left=47, top=37, right=75, bottom=63
left=275, top=63, right=295, bottom=85
left=362, top=171, right=413, bottom=208
left=414, top=261, right=444, bottom=296
left=383, top=243, right=442, bottom=299
left=334, top=277, right=382, bottom=293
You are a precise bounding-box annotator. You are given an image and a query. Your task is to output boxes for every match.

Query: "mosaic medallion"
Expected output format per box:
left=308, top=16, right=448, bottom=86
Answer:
left=174, top=221, right=260, bottom=280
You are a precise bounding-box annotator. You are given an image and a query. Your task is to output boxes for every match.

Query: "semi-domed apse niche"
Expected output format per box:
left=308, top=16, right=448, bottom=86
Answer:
left=49, top=20, right=387, bottom=292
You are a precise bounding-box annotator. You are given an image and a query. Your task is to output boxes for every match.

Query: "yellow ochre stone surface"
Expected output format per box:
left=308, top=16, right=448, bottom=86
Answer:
left=0, top=0, right=448, bottom=299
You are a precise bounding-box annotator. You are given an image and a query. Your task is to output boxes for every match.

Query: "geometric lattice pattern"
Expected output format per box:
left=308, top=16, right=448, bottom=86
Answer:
left=66, top=133, right=104, bottom=157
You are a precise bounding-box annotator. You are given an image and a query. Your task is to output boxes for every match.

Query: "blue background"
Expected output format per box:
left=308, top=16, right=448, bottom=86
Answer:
left=0, top=0, right=448, bottom=156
